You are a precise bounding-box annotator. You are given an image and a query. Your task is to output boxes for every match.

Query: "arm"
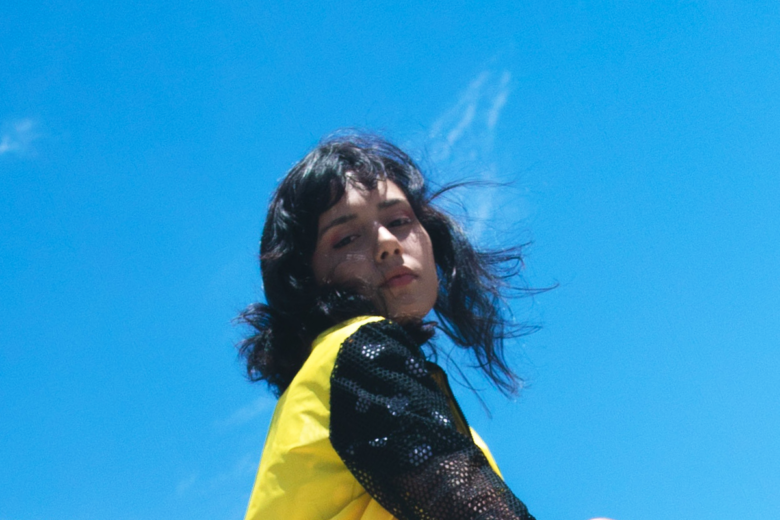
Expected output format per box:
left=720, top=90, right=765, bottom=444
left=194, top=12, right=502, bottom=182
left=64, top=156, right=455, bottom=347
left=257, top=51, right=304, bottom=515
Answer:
left=329, top=320, right=535, bottom=520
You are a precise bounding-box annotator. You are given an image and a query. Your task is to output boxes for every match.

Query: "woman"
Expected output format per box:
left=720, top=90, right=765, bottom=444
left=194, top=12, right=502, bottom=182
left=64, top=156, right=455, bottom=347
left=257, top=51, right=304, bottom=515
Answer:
left=239, top=133, right=536, bottom=520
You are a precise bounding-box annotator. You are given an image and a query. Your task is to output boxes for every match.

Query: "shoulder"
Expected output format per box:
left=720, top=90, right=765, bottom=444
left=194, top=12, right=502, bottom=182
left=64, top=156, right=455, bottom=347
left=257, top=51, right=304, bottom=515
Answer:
left=293, top=316, right=387, bottom=387
left=275, top=315, right=429, bottom=423
left=302, top=316, right=428, bottom=383
left=337, top=317, right=427, bottom=360
left=311, top=315, right=387, bottom=357
left=331, top=318, right=431, bottom=388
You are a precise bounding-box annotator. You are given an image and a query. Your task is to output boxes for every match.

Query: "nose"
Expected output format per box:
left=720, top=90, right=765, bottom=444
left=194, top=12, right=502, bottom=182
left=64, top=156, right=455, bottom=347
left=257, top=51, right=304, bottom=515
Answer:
left=375, top=225, right=403, bottom=262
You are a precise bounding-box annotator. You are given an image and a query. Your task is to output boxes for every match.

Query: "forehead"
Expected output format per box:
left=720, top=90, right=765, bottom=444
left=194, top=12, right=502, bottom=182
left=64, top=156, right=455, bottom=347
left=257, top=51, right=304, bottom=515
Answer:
left=321, top=179, right=407, bottom=219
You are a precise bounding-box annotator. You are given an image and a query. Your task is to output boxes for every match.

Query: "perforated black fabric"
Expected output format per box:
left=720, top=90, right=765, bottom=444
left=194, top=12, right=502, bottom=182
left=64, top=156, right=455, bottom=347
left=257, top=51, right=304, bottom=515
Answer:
left=330, top=320, right=535, bottom=520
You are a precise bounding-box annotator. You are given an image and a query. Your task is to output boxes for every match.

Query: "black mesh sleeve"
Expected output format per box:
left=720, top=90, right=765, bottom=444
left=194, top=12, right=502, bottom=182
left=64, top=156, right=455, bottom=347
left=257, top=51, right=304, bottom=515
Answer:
left=329, top=320, right=535, bottom=520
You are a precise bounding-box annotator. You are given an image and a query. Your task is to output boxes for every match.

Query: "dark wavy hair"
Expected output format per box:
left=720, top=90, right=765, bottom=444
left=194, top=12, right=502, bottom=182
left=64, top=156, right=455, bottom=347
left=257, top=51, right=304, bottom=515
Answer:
left=238, top=133, right=534, bottom=396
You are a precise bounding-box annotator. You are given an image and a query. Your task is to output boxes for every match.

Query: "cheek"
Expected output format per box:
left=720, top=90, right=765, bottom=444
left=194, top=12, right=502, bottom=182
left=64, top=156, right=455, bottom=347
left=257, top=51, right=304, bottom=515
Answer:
left=336, top=252, right=375, bottom=280
left=311, top=247, right=330, bottom=284
left=412, top=229, right=439, bottom=298
left=313, top=249, right=376, bottom=286
left=412, top=229, right=437, bottom=272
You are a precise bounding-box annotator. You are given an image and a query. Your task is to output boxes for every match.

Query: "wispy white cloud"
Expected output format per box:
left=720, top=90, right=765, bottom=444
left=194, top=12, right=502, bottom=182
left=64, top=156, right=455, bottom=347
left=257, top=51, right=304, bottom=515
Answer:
left=176, top=472, right=199, bottom=496
left=215, top=395, right=275, bottom=429
left=0, top=118, right=41, bottom=157
left=487, top=71, right=511, bottom=130
left=424, top=68, right=524, bottom=240
left=175, top=452, right=257, bottom=496
left=427, top=69, right=512, bottom=165
left=208, top=452, right=258, bottom=486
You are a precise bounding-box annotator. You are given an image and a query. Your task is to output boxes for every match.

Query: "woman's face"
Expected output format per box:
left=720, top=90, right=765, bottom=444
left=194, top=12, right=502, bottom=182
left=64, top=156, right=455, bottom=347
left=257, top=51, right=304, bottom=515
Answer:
left=312, top=179, right=439, bottom=320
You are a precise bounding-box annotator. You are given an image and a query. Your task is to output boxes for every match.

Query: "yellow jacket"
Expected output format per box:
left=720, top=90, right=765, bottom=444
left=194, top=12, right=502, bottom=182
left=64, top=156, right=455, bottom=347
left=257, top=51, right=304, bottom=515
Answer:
left=244, top=316, right=534, bottom=520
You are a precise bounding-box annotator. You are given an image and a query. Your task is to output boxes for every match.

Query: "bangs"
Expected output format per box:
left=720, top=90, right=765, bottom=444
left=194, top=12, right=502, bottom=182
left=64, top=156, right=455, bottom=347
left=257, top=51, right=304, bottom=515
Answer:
left=300, top=148, right=398, bottom=214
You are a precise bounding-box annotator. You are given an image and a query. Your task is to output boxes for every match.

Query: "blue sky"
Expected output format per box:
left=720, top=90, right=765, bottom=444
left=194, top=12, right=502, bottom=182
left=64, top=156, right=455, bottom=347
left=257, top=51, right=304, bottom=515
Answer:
left=2, top=1, right=779, bottom=519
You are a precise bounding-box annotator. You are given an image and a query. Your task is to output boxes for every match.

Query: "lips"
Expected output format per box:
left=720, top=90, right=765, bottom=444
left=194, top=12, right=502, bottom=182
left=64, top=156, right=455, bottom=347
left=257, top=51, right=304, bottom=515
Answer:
left=381, top=267, right=417, bottom=288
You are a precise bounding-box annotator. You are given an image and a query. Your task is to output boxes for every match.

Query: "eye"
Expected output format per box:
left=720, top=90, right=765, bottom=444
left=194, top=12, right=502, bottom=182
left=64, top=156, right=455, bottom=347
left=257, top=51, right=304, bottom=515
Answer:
left=333, top=234, right=358, bottom=249
left=388, top=216, right=413, bottom=227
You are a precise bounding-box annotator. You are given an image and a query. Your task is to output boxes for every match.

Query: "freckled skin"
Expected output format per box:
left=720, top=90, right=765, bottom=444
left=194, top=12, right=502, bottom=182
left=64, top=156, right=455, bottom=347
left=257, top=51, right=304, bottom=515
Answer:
left=312, top=180, right=439, bottom=320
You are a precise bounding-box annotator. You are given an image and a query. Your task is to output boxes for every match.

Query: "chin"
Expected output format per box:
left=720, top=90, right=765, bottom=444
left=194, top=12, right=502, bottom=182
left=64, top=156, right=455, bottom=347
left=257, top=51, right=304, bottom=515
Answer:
left=386, top=304, right=432, bottom=323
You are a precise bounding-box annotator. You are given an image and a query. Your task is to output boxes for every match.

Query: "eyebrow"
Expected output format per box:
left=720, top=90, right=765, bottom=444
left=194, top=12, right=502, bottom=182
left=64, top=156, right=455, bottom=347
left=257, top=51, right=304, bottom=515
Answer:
left=318, top=214, right=357, bottom=238
left=317, top=198, right=405, bottom=239
left=378, top=198, right=403, bottom=210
